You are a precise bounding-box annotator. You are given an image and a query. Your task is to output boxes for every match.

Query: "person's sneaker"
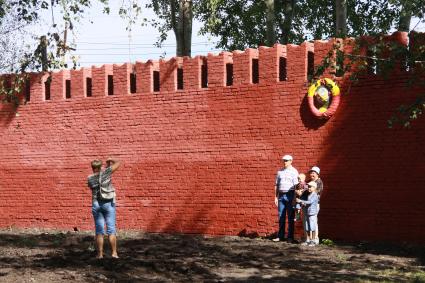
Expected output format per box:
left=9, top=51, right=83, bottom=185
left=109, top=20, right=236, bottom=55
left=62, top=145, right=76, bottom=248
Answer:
left=272, top=238, right=281, bottom=242
left=308, top=241, right=316, bottom=247
left=313, top=238, right=320, bottom=245
left=301, top=241, right=310, bottom=246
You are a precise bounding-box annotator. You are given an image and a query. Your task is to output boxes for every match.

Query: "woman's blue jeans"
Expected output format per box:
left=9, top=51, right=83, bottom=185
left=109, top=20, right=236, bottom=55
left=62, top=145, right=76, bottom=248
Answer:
left=92, top=200, right=116, bottom=235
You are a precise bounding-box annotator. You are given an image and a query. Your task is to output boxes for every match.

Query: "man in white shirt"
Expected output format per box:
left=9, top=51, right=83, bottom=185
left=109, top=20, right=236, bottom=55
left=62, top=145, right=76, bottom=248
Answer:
left=273, top=154, right=299, bottom=242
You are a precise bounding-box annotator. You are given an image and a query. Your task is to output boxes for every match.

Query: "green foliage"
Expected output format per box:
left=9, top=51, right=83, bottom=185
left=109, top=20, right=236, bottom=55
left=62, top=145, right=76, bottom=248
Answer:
left=196, top=0, right=307, bottom=50
left=0, top=0, right=110, bottom=74
left=197, top=0, right=269, bottom=50
left=311, top=32, right=425, bottom=128
left=0, top=0, right=112, bottom=106
left=388, top=95, right=425, bottom=128
left=117, top=0, right=143, bottom=32
left=412, top=271, right=425, bottom=283
left=302, top=0, right=425, bottom=39
left=146, top=0, right=178, bottom=47
left=195, top=0, right=423, bottom=50
left=0, top=75, right=27, bottom=106
left=144, top=0, right=195, bottom=56
left=16, top=236, right=38, bottom=247
left=0, top=0, right=424, bottom=126
left=321, top=238, right=335, bottom=246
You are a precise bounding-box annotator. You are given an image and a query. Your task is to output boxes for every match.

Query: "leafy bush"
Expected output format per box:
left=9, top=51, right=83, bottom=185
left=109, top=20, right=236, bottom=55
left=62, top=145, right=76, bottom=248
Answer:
left=321, top=238, right=334, bottom=246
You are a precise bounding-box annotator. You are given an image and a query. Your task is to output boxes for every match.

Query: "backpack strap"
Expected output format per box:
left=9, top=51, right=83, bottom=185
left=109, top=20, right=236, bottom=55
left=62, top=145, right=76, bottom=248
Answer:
left=97, top=171, right=103, bottom=199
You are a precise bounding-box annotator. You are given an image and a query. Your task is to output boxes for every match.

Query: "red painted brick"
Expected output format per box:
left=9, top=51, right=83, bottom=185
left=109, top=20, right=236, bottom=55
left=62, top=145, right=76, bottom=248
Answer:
left=0, top=33, right=424, bottom=244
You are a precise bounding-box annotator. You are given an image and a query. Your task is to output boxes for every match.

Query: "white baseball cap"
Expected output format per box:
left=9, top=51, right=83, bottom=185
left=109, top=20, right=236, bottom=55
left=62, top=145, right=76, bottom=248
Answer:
left=309, top=166, right=320, bottom=174
left=282, top=155, right=293, bottom=161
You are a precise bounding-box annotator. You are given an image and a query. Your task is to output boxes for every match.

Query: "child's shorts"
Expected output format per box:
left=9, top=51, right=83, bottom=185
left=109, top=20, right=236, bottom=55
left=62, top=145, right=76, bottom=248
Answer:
left=303, top=214, right=317, bottom=232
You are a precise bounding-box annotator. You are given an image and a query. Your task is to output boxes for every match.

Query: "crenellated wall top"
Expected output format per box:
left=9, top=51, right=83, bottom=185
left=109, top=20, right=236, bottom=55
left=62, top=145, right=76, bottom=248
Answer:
left=1, top=31, right=421, bottom=103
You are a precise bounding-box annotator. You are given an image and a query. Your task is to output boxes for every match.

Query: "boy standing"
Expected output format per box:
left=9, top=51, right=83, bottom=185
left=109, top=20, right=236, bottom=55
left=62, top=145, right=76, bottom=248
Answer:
left=309, top=166, right=324, bottom=244
left=296, top=181, right=319, bottom=246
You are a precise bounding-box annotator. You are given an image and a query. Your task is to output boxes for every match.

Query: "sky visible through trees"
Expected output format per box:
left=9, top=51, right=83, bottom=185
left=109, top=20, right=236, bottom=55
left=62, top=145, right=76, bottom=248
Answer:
left=40, top=1, right=220, bottom=67
left=31, top=1, right=425, bottom=68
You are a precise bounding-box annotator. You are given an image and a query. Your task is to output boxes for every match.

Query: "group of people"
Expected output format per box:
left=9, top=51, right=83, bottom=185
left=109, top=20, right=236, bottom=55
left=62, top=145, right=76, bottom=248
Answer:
left=274, top=154, right=323, bottom=246
left=85, top=153, right=322, bottom=259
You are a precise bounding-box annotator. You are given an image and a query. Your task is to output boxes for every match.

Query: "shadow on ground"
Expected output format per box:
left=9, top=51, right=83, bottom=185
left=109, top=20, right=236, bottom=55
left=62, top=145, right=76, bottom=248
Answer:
left=0, top=231, right=424, bottom=282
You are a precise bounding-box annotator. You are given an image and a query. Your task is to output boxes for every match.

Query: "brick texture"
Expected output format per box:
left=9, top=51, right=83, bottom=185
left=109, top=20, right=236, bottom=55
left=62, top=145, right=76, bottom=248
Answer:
left=0, top=32, right=424, bottom=243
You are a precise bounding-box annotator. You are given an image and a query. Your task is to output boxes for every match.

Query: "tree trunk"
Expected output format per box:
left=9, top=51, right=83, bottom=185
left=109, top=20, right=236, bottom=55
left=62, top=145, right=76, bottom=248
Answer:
left=182, top=0, right=192, bottom=56
left=170, top=0, right=180, bottom=55
left=40, top=35, right=48, bottom=72
left=265, top=0, right=276, bottom=47
left=174, top=0, right=192, bottom=57
left=398, top=1, right=411, bottom=32
left=335, top=0, right=347, bottom=37
left=281, top=0, right=296, bottom=45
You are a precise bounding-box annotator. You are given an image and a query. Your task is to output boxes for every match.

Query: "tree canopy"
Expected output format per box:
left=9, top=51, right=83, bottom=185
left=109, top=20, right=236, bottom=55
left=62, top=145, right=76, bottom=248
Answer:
left=0, top=0, right=110, bottom=74
left=196, top=0, right=424, bottom=50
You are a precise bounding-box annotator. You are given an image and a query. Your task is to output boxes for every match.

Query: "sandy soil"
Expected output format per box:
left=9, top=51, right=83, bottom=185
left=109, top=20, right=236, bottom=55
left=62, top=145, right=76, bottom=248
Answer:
left=0, top=228, right=424, bottom=282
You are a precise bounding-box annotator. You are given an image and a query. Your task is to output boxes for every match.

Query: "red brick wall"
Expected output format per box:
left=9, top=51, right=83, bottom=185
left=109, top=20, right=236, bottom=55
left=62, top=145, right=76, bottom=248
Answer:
left=0, top=33, right=424, bottom=243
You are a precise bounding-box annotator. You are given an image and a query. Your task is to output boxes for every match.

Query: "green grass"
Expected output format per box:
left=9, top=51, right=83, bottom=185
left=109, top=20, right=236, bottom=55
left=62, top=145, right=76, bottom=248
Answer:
left=354, top=269, right=425, bottom=283
left=411, top=271, right=425, bottom=283
left=16, top=237, right=38, bottom=247
left=321, top=238, right=335, bottom=246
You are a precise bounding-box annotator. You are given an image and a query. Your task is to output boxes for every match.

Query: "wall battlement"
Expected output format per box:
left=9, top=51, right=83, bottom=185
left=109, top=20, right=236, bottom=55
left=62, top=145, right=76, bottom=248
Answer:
left=23, top=41, right=320, bottom=103
left=0, top=31, right=418, bottom=106
left=10, top=31, right=415, bottom=104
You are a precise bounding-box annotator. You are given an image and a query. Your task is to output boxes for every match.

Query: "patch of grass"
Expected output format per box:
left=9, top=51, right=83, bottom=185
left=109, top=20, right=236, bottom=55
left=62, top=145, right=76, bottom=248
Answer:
left=87, top=243, right=95, bottom=252
left=353, top=268, right=402, bottom=283
left=321, top=238, right=334, bottom=246
left=359, top=268, right=425, bottom=283
left=118, top=230, right=144, bottom=240
left=52, top=237, right=64, bottom=247
left=411, top=271, right=425, bottom=283
left=335, top=253, right=349, bottom=262
left=17, top=237, right=38, bottom=247
left=354, top=280, right=394, bottom=283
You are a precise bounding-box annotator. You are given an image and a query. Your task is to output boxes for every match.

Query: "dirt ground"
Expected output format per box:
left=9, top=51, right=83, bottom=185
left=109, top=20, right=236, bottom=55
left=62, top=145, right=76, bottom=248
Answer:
left=0, top=229, right=424, bottom=283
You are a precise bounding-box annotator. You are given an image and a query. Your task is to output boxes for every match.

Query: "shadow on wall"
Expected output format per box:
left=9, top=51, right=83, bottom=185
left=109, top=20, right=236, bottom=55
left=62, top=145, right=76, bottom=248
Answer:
left=118, top=161, right=218, bottom=236
left=299, top=95, right=327, bottom=130
left=147, top=191, right=214, bottom=236
left=131, top=159, right=277, bottom=237
left=314, top=75, right=425, bottom=243
left=0, top=103, right=19, bottom=127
